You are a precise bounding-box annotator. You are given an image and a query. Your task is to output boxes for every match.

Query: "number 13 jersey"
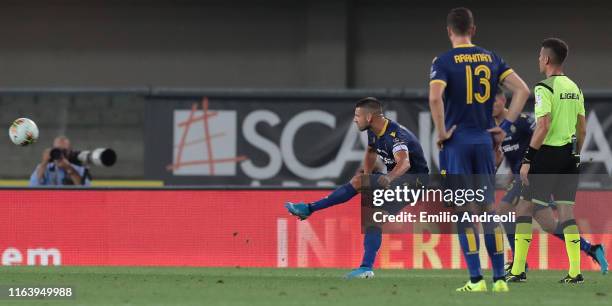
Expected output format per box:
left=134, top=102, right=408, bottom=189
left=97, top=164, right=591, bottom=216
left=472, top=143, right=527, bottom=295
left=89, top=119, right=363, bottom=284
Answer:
left=430, top=44, right=514, bottom=144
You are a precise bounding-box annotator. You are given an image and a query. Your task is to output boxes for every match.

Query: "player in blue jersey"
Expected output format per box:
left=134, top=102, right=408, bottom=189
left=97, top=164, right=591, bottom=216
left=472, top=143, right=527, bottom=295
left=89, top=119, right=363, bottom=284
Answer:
left=428, top=7, right=531, bottom=292
left=284, top=97, right=429, bottom=279
left=493, top=91, right=608, bottom=278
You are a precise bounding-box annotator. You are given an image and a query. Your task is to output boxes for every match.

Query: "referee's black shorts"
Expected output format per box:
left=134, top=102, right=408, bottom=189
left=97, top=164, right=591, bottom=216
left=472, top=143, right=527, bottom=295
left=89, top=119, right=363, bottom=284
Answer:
left=521, top=144, right=578, bottom=206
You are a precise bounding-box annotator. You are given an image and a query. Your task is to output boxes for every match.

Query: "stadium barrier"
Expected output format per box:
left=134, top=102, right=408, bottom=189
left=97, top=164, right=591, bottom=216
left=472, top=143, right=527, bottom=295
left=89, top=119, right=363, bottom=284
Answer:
left=1, top=188, right=609, bottom=270
left=144, top=89, right=612, bottom=187
left=2, top=88, right=612, bottom=187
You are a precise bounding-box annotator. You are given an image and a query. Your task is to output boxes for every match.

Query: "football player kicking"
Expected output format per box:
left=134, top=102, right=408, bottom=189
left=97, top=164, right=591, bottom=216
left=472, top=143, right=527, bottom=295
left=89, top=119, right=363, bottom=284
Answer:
left=285, top=97, right=429, bottom=279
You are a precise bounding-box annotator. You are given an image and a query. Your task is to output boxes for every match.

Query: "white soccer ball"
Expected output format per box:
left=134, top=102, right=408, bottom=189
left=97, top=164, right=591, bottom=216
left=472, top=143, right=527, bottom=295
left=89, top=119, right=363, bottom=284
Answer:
left=8, top=118, right=39, bottom=146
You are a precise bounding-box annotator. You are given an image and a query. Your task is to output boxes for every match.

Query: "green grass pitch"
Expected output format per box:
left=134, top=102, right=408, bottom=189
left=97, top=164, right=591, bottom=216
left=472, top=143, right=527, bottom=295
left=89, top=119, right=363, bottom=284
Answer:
left=0, top=267, right=609, bottom=306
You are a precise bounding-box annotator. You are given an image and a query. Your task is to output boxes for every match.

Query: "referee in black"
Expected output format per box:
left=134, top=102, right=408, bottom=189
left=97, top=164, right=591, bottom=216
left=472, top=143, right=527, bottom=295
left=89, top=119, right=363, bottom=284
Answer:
left=507, top=38, right=587, bottom=283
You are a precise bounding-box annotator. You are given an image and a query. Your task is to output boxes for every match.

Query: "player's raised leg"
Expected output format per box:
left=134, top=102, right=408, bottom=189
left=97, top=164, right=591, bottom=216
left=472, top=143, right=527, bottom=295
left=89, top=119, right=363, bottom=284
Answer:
left=285, top=174, right=359, bottom=220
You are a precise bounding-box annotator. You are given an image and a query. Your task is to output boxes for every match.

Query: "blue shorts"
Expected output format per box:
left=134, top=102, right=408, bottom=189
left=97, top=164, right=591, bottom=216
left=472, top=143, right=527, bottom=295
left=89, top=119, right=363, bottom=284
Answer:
left=439, top=142, right=495, bottom=204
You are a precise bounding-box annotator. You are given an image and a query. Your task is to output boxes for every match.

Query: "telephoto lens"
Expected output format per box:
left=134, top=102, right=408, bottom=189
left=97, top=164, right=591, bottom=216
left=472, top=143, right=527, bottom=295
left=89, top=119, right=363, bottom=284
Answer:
left=73, top=148, right=117, bottom=167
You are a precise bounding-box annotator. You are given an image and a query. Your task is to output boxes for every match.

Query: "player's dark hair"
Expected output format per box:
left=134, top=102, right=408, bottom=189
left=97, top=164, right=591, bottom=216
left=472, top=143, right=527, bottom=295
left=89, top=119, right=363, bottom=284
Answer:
left=447, top=7, right=474, bottom=36
left=542, top=38, right=568, bottom=65
left=355, top=97, right=383, bottom=114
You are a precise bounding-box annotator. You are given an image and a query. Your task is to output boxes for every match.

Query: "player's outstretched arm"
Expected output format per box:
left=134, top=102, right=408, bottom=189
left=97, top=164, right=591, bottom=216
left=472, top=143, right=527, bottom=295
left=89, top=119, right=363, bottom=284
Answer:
left=501, top=72, right=530, bottom=122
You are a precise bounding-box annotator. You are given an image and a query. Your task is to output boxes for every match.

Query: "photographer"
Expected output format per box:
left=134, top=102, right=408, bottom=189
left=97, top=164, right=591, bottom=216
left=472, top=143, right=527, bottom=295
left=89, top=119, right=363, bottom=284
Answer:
left=29, top=136, right=90, bottom=186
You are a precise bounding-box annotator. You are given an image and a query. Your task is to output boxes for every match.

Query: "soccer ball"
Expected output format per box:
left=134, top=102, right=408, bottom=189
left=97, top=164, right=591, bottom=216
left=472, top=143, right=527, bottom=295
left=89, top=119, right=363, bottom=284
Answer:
left=8, top=118, right=39, bottom=146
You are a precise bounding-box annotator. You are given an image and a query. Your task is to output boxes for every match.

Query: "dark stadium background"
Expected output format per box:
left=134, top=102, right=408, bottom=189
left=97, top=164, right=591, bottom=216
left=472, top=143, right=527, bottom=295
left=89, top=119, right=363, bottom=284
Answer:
left=0, top=1, right=610, bottom=305
left=1, top=0, right=611, bottom=182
